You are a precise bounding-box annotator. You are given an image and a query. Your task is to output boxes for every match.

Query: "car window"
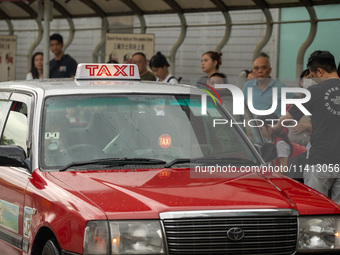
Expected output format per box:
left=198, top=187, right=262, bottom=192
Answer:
left=42, top=95, right=260, bottom=169
left=0, top=102, right=28, bottom=152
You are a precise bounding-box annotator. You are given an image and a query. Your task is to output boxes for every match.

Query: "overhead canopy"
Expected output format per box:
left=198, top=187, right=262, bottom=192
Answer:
left=0, top=0, right=339, bottom=20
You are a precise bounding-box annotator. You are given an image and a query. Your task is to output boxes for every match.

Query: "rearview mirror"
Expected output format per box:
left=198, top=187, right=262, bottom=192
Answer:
left=0, top=145, right=29, bottom=169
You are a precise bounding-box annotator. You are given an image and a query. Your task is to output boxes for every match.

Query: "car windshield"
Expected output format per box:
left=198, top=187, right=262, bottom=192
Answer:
left=42, top=94, right=260, bottom=169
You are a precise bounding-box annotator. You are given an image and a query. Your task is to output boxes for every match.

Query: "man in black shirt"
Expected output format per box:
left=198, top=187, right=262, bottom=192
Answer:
left=49, top=33, right=77, bottom=78
left=274, top=50, right=340, bottom=204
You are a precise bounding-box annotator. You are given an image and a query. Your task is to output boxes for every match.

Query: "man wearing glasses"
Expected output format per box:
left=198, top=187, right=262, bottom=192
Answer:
left=132, top=52, right=156, bottom=81
left=243, top=52, right=288, bottom=117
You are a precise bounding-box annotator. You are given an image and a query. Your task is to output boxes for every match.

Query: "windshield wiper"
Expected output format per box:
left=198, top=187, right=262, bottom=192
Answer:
left=164, top=156, right=256, bottom=168
left=164, top=158, right=191, bottom=168
left=59, top=157, right=166, bottom=172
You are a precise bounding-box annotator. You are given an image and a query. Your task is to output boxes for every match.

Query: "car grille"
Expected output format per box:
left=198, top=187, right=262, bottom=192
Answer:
left=162, top=214, right=298, bottom=255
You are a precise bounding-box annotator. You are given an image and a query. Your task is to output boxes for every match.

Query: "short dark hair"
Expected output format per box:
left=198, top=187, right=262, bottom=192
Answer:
left=210, top=72, right=226, bottom=78
left=50, top=33, right=63, bottom=44
left=132, top=52, right=147, bottom=60
left=149, top=52, right=169, bottom=68
left=307, top=50, right=337, bottom=73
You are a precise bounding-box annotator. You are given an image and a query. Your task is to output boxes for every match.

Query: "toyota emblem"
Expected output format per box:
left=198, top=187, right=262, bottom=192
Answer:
left=227, top=227, right=245, bottom=241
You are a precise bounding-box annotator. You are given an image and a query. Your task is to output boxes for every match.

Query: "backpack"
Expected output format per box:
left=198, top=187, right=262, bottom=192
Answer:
left=166, top=76, right=182, bottom=83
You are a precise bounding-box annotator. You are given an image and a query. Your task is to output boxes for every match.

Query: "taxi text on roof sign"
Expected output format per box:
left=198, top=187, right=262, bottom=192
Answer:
left=75, top=63, right=141, bottom=80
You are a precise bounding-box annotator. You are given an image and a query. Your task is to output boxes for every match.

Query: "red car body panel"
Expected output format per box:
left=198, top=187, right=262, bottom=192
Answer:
left=3, top=162, right=340, bottom=255
left=24, top=170, right=107, bottom=254
left=47, top=167, right=339, bottom=218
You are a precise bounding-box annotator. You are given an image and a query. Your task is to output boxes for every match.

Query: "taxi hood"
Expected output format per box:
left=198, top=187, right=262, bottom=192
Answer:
left=49, top=168, right=340, bottom=219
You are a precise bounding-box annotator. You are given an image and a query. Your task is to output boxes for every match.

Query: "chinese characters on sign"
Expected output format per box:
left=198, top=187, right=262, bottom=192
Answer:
left=105, top=33, right=154, bottom=64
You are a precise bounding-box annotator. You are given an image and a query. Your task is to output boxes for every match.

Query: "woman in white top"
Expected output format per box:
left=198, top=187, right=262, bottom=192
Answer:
left=149, top=52, right=178, bottom=84
left=26, top=52, right=43, bottom=80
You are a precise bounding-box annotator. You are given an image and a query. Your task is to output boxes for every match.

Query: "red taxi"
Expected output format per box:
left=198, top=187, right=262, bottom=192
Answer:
left=0, top=64, right=339, bottom=255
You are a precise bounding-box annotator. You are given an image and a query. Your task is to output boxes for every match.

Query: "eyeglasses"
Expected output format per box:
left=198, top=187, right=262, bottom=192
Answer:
left=253, top=65, right=268, bottom=71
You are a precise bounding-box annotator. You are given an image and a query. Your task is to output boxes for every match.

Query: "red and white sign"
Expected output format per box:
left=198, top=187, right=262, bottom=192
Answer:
left=158, top=134, right=172, bottom=148
left=75, top=63, right=140, bottom=80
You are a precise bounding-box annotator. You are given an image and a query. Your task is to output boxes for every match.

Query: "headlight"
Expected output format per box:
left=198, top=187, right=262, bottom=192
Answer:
left=84, top=221, right=110, bottom=255
left=110, top=220, right=164, bottom=254
left=84, top=220, right=164, bottom=255
left=299, top=216, right=340, bottom=251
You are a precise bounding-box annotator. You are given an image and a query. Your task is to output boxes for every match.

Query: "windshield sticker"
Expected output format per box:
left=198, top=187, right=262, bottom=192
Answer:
left=45, top=132, right=60, bottom=151
left=23, top=207, right=33, bottom=238
left=47, top=140, right=60, bottom=151
left=159, top=134, right=171, bottom=148
left=45, top=132, right=60, bottom=139
left=0, top=200, right=19, bottom=233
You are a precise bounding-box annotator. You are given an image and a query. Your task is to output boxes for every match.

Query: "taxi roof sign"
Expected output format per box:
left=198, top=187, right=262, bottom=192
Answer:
left=75, top=63, right=141, bottom=80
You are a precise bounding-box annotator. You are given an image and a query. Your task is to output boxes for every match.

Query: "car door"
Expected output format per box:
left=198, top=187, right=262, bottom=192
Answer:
left=0, top=93, right=33, bottom=254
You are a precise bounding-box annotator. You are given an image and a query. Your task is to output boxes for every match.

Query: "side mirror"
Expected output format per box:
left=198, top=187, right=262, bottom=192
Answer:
left=0, top=145, right=29, bottom=169
left=255, top=143, right=276, bottom=162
